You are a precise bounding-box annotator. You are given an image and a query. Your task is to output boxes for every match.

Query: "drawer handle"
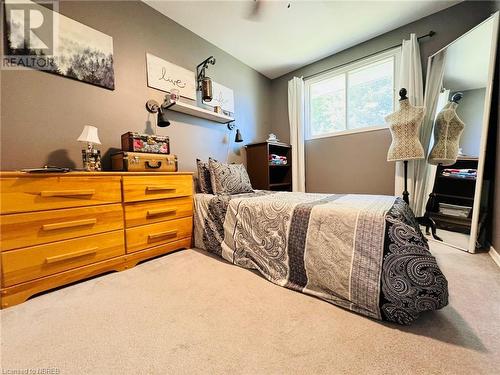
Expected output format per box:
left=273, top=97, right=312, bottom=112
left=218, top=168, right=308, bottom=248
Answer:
left=40, top=189, right=95, bottom=197
left=146, top=186, right=176, bottom=192
left=147, top=208, right=177, bottom=217
left=148, top=230, right=178, bottom=242
left=42, top=218, right=98, bottom=231
left=45, top=247, right=98, bottom=264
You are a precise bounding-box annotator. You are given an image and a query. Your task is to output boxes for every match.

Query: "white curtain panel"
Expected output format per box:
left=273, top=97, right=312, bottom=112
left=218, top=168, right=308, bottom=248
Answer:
left=288, top=77, right=306, bottom=192
left=395, top=34, right=424, bottom=209
left=413, top=52, right=447, bottom=216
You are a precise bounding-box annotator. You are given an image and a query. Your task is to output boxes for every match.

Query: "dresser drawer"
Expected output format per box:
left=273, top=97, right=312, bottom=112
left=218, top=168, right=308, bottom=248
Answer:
left=1, top=230, right=125, bottom=287
left=1, top=204, right=124, bottom=251
left=126, top=216, right=192, bottom=253
left=124, top=197, right=193, bottom=228
left=122, top=175, right=192, bottom=203
left=0, top=176, right=122, bottom=214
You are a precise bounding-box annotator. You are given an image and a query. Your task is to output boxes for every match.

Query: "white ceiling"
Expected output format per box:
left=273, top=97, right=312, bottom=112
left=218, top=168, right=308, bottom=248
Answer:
left=442, top=16, right=495, bottom=91
left=144, top=0, right=461, bottom=79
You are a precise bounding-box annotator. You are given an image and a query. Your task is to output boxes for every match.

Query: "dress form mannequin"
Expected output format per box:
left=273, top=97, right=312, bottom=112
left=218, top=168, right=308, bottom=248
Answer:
left=386, top=90, right=425, bottom=162
left=386, top=89, right=442, bottom=241
left=421, top=93, right=465, bottom=242
left=386, top=88, right=425, bottom=204
left=428, top=92, right=465, bottom=165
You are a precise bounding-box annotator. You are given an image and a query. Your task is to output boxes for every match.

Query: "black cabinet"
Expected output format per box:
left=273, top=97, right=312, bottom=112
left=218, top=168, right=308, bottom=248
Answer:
left=427, top=158, right=477, bottom=233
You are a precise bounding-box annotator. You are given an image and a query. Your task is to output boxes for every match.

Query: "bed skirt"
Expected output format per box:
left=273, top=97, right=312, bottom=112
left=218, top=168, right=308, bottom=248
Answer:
left=194, top=191, right=448, bottom=325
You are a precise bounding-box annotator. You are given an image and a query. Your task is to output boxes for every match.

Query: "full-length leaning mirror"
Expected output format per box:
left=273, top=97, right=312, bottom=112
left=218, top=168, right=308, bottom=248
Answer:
left=418, top=12, right=499, bottom=253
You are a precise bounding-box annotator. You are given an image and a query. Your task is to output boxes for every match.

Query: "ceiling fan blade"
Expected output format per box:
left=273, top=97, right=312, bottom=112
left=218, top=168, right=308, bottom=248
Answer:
left=246, top=0, right=262, bottom=21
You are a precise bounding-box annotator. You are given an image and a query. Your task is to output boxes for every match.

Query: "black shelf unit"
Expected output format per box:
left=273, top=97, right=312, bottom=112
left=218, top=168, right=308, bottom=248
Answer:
left=427, top=157, right=478, bottom=234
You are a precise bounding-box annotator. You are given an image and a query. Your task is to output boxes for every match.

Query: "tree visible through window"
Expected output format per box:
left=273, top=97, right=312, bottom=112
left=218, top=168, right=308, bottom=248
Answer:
left=307, top=52, right=398, bottom=138
left=310, top=75, right=345, bottom=135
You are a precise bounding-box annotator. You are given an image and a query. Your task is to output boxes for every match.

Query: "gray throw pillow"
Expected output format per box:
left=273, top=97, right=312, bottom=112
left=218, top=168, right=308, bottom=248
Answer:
left=196, top=159, right=214, bottom=194
left=208, top=158, right=253, bottom=195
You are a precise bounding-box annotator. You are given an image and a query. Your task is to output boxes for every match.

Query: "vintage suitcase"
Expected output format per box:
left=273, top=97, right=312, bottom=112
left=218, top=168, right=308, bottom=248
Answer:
left=121, top=132, right=170, bottom=154
left=111, top=152, right=178, bottom=172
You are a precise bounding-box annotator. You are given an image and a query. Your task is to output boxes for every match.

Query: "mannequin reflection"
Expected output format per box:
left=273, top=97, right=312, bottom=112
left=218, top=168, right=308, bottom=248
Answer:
left=428, top=92, right=465, bottom=166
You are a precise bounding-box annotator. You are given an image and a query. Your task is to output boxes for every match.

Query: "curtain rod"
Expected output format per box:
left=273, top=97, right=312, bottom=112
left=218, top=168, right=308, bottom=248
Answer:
left=303, top=31, right=436, bottom=80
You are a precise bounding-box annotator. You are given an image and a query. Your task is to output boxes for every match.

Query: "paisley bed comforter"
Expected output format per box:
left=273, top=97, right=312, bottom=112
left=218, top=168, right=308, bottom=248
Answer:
left=194, top=191, right=448, bottom=325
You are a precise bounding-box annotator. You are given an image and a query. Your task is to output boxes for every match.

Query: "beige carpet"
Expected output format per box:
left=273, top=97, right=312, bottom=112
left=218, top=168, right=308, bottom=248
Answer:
left=1, top=243, right=499, bottom=374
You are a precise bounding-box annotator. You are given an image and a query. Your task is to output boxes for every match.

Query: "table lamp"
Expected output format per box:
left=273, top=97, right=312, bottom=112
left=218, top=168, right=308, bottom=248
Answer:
left=77, top=125, right=102, bottom=171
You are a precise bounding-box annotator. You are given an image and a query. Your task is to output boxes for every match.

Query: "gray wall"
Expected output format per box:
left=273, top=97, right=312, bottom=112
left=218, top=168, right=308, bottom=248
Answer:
left=270, top=1, right=499, bottom=196
left=456, top=88, right=487, bottom=157
left=0, top=1, right=272, bottom=171
left=304, top=130, right=393, bottom=195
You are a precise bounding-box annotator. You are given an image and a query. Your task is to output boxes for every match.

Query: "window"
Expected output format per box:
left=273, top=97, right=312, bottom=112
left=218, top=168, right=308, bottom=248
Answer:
left=305, top=48, right=401, bottom=139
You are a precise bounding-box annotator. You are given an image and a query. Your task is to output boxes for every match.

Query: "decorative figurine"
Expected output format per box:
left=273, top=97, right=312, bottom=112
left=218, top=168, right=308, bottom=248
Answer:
left=170, top=88, right=180, bottom=102
left=267, top=133, right=278, bottom=142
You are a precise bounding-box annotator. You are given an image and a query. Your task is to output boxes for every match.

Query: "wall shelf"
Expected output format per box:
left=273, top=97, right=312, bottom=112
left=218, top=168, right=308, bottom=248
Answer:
left=269, top=182, right=291, bottom=187
left=269, top=164, right=290, bottom=168
left=165, top=100, right=234, bottom=124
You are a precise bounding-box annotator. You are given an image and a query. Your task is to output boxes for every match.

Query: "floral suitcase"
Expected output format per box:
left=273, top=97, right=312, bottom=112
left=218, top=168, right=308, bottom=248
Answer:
left=121, top=132, right=170, bottom=154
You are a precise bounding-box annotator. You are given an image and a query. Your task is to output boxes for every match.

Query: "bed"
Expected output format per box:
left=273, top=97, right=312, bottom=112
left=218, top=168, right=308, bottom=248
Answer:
left=194, top=190, right=448, bottom=325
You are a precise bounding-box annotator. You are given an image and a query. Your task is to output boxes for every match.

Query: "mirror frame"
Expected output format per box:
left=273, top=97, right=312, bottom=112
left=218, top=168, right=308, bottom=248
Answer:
left=424, top=12, right=499, bottom=253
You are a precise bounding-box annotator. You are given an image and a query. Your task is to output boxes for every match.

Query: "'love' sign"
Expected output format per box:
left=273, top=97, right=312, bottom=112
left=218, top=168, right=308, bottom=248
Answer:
left=146, top=53, right=196, bottom=100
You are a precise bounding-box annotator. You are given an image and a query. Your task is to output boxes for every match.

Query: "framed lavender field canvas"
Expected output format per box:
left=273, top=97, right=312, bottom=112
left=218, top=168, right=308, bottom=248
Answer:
left=4, top=0, right=115, bottom=90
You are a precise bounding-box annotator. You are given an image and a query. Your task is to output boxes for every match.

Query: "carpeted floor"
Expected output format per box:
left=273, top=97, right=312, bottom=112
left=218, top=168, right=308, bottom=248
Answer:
left=1, top=242, right=499, bottom=374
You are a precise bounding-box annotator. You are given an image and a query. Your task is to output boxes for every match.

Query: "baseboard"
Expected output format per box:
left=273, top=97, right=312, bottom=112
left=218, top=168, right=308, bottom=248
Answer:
left=489, top=246, right=500, bottom=268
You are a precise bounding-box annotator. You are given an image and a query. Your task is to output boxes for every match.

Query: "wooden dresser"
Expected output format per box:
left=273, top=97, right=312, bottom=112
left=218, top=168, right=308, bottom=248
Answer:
left=0, top=171, right=193, bottom=308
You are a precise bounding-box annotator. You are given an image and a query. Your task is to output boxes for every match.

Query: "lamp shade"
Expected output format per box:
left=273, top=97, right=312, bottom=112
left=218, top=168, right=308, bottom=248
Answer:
left=157, top=108, right=171, bottom=127
left=77, top=125, right=101, bottom=145
left=235, top=129, right=243, bottom=143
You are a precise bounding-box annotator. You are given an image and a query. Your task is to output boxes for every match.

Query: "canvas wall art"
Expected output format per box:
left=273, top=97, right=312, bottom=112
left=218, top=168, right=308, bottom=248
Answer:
left=4, top=0, right=115, bottom=90
left=146, top=53, right=197, bottom=100
left=203, top=81, right=235, bottom=114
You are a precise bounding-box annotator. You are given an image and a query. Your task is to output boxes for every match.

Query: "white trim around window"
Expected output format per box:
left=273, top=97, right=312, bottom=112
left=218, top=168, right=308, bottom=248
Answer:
left=304, top=47, right=402, bottom=140
left=305, top=124, right=389, bottom=140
